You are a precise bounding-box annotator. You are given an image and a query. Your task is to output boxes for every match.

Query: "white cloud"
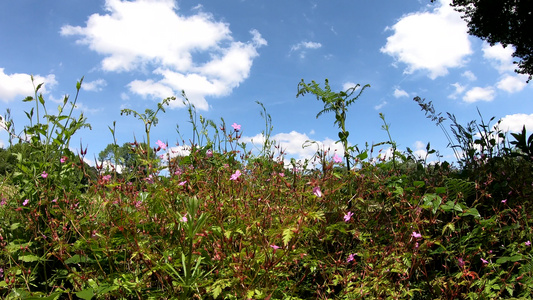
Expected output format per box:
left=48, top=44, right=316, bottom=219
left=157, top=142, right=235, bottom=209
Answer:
left=342, top=81, right=360, bottom=91
left=72, top=102, right=102, bottom=114
left=0, top=68, right=57, bottom=102
left=191, top=4, right=203, bottom=10
left=412, top=140, right=428, bottom=159
left=290, top=41, right=322, bottom=52
left=381, top=0, right=471, bottom=79
left=166, top=145, right=192, bottom=159
left=463, top=86, right=495, bottom=103
left=374, top=101, right=387, bottom=110
left=81, top=78, right=107, bottom=92
left=496, top=74, right=528, bottom=93
left=61, top=0, right=266, bottom=110
left=448, top=82, right=466, bottom=99
left=290, top=41, right=322, bottom=58
left=498, top=113, right=533, bottom=133
left=393, top=88, right=408, bottom=98
left=482, top=42, right=515, bottom=73
left=462, top=70, right=477, bottom=81
left=100, top=160, right=125, bottom=173
left=242, top=131, right=343, bottom=165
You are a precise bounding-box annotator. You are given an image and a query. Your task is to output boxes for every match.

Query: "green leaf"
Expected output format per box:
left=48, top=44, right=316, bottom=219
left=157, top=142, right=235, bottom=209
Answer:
left=460, top=208, right=481, bottom=218
left=442, top=223, right=456, bottom=235
left=422, top=194, right=442, bottom=214
left=212, top=285, right=222, bottom=299
left=441, top=200, right=463, bottom=213
left=495, top=255, right=522, bottom=264
left=435, top=187, right=447, bottom=194
left=23, top=291, right=63, bottom=300
left=75, top=289, right=94, bottom=300
left=10, top=223, right=21, bottom=231
left=19, top=254, right=41, bottom=262
left=282, top=227, right=295, bottom=246
left=356, top=151, right=368, bottom=160
left=64, top=254, right=91, bottom=264
left=413, top=181, right=425, bottom=188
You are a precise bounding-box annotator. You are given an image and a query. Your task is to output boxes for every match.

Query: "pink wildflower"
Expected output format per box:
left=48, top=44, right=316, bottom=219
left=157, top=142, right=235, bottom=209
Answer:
left=480, top=258, right=489, bottom=264
left=526, top=241, right=531, bottom=246
left=41, top=171, right=48, bottom=178
left=344, top=211, right=354, bottom=222
left=457, top=257, right=465, bottom=268
left=270, top=244, right=280, bottom=250
left=178, top=181, right=187, bottom=186
left=60, top=156, right=68, bottom=163
left=206, top=149, right=213, bottom=158
left=22, top=199, right=29, bottom=206
left=156, top=140, right=167, bottom=150
left=181, top=215, right=188, bottom=222
left=145, top=175, right=154, bottom=184
left=313, top=186, right=322, bottom=197
left=332, top=154, right=342, bottom=163
left=412, top=231, right=422, bottom=239
left=230, top=170, right=242, bottom=181
left=347, top=253, right=355, bottom=263
left=231, top=123, right=241, bottom=131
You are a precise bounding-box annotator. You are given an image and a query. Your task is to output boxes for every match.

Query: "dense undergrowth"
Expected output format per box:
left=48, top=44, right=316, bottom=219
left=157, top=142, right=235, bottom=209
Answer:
left=0, top=78, right=532, bottom=299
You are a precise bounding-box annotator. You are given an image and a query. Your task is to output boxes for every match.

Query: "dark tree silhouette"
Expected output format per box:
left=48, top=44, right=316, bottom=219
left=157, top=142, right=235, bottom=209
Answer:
left=435, top=0, right=533, bottom=81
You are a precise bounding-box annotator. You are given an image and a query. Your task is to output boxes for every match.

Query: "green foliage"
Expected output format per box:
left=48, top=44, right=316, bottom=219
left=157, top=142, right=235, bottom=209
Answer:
left=297, top=79, right=370, bottom=171
left=98, top=141, right=153, bottom=174
left=510, top=125, right=533, bottom=160
left=120, top=95, right=175, bottom=163
left=1, top=77, right=532, bottom=299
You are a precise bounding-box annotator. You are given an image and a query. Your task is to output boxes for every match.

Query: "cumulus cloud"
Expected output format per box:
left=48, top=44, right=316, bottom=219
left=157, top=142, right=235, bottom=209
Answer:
left=462, top=70, right=477, bottom=81
left=463, top=86, right=495, bottom=103
left=393, top=88, right=408, bottom=98
left=0, top=68, right=57, bottom=102
left=496, top=74, right=528, bottom=93
left=61, top=0, right=266, bottom=110
left=242, top=131, right=343, bottom=166
left=448, top=82, right=466, bottom=99
left=482, top=42, right=516, bottom=73
left=381, top=0, right=471, bottom=79
left=498, top=113, right=533, bottom=133
left=81, top=78, right=107, bottom=92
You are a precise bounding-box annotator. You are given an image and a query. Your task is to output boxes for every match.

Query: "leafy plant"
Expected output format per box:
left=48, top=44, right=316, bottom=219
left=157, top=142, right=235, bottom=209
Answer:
left=297, top=79, right=370, bottom=171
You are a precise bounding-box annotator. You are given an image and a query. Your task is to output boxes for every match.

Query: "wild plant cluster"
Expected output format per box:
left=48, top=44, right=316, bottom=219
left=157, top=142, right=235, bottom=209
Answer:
left=0, top=78, right=532, bottom=299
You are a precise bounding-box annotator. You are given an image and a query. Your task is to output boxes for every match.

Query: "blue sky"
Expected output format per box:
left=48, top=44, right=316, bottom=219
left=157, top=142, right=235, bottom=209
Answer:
left=1, top=0, right=532, bottom=167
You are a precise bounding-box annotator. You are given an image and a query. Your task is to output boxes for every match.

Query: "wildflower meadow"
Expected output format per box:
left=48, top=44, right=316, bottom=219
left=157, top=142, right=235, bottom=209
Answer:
left=0, top=77, right=532, bottom=299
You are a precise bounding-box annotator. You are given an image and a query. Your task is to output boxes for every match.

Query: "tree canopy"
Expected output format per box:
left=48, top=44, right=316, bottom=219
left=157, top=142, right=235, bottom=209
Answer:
left=437, top=0, right=533, bottom=81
